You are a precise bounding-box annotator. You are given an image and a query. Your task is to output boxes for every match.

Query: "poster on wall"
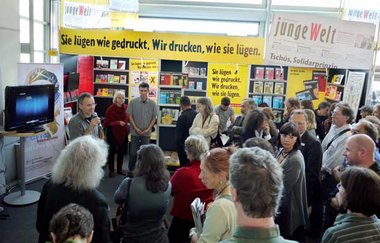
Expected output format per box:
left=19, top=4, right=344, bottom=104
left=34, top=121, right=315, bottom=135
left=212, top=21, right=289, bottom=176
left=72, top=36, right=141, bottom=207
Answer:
left=265, top=13, right=376, bottom=69
left=207, top=64, right=248, bottom=114
left=128, top=59, right=159, bottom=102
left=18, top=64, right=65, bottom=182
left=343, top=71, right=366, bottom=118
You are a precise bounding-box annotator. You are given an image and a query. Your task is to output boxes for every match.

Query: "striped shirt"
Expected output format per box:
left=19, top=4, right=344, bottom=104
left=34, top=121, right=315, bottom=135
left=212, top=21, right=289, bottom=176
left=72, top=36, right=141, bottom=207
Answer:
left=322, top=214, right=380, bottom=243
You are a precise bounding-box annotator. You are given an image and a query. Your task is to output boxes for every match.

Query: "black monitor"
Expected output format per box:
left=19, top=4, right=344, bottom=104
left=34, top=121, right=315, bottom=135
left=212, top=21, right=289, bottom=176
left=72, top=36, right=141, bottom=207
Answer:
left=4, top=84, right=55, bottom=132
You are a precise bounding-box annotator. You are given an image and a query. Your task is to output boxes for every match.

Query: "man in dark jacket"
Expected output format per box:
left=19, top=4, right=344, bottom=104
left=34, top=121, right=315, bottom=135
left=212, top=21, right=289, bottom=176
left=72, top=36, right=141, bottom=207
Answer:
left=176, top=96, right=197, bottom=166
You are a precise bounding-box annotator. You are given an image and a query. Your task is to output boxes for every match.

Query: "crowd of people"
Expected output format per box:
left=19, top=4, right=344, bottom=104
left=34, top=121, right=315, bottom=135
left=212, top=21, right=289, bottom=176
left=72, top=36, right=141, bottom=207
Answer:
left=40, top=82, right=380, bottom=243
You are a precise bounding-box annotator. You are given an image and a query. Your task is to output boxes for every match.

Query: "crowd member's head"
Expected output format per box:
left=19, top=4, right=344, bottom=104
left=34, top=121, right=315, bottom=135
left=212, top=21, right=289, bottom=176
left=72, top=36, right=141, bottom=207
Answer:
left=332, top=102, right=354, bottom=127
left=180, top=96, right=192, bottom=111
left=135, top=144, right=170, bottom=193
left=301, top=100, right=314, bottom=111
left=289, top=109, right=308, bottom=135
left=317, top=101, right=331, bottom=116
left=184, top=135, right=209, bottom=161
left=335, top=167, right=380, bottom=216
left=243, top=137, right=275, bottom=155
left=139, top=82, right=149, bottom=101
left=351, top=120, right=378, bottom=143
left=196, top=97, right=214, bottom=117
left=359, top=105, right=373, bottom=119
left=199, top=147, right=235, bottom=191
left=243, top=109, right=268, bottom=134
left=230, top=147, right=283, bottom=218
left=49, top=203, right=94, bottom=243
left=78, top=92, right=96, bottom=117
left=373, top=104, right=380, bottom=120
left=262, top=107, right=275, bottom=121
left=285, top=97, right=301, bottom=114
left=220, top=96, right=231, bottom=111
left=343, top=134, right=375, bottom=167
left=52, top=135, right=108, bottom=191
left=277, top=122, right=301, bottom=152
left=304, top=109, right=317, bottom=130
left=241, top=98, right=256, bottom=116
left=363, top=115, right=380, bottom=140
left=113, top=90, right=125, bottom=107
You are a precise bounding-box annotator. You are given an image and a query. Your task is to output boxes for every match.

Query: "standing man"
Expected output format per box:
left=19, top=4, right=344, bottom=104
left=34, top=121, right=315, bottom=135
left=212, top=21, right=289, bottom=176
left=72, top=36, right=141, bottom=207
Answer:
left=223, top=147, right=296, bottom=242
left=215, top=96, right=235, bottom=134
left=127, top=82, right=157, bottom=173
left=175, top=96, right=197, bottom=167
left=68, top=92, right=104, bottom=141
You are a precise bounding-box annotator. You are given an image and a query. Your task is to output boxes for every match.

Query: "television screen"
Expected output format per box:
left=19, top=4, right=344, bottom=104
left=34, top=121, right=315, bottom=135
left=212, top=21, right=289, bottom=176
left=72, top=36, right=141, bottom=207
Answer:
left=5, top=84, right=55, bottom=132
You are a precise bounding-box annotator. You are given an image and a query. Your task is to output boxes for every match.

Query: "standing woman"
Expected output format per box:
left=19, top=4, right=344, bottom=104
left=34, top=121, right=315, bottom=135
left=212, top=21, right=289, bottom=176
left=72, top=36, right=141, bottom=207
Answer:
left=103, top=90, right=129, bottom=177
left=114, top=144, right=171, bottom=243
left=190, top=97, right=219, bottom=147
left=190, top=147, right=237, bottom=242
left=275, top=122, right=308, bottom=241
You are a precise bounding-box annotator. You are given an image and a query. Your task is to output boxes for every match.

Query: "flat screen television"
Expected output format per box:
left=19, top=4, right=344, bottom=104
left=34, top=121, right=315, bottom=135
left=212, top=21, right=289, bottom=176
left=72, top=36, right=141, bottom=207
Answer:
left=5, top=84, right=55, bottom=132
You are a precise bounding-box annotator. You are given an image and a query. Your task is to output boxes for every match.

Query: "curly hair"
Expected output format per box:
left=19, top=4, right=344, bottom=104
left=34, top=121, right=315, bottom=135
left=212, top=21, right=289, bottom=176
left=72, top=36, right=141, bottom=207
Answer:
left=243, top=109, right=268, bottom=134
left=135, top=144, right=170, bottom=193
left=185, top=135, right=209, bottom=161
left=52, top=136, right=108, bottom=191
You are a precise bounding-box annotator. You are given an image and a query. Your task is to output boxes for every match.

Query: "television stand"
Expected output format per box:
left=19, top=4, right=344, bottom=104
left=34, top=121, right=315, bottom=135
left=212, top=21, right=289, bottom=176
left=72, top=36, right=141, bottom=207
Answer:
left=17, top=126, right=45, bottom=134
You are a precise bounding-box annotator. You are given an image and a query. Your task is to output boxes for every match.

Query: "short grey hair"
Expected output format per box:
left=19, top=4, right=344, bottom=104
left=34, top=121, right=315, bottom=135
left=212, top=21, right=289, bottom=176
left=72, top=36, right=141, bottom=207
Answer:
left=197, top=97, right=214, bottom=116
left=112, top=90, right=125, bottom=103
left=243, top=98, right=257, bottom=111
left=185, top=135, right=209, bottom=161
left=230, top=147, right=283, bottom=218
left=52, top=135, right=108, bottom=191
left=77, top=92, right=93, bottom=105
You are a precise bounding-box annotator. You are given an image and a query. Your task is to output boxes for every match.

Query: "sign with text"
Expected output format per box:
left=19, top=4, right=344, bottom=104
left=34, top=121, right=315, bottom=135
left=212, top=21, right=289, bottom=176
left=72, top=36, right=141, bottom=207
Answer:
left=129, top=59, right=159, bottom=102
left=207, top=63, right=248, bottom=114
left=60, top=28, right=265, bottom=64
left=265, top=13, right=376, bottom=69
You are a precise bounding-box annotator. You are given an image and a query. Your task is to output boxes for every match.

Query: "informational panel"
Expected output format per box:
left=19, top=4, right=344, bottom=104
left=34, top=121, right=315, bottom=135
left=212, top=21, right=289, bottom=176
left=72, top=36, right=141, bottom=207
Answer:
left=18, top=64, right=65, bottom=182
left=128, top=59, right=159, bottom=102
left=265, top=13, right=376, bottom=69
left=207, top=63, right=248, bottom=114
left=343, top=71, right=366, bottom=118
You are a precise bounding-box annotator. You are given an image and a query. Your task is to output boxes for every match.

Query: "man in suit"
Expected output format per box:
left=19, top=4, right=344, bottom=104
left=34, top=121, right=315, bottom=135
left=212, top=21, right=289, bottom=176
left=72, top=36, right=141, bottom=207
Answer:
left=290, top=109, right=323, bottom=238
left=175, top=96, right=197, bottom=166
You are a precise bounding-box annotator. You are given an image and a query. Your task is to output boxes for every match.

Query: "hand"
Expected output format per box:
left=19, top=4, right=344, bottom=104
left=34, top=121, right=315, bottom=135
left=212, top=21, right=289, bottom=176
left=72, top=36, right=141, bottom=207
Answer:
left=332, top=165, right=343, bottom=181
left=189, top=228, right=198, bottom=243
left=91, top=116, right=101, bottom=127
left=120, top=121, right=126, bottom=126
left=264, top=123, right=270, bottom=135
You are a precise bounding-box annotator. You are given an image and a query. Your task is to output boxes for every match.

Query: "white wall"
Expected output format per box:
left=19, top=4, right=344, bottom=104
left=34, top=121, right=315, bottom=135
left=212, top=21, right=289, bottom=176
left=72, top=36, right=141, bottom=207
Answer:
left=0, top=0, right=20, bottom=194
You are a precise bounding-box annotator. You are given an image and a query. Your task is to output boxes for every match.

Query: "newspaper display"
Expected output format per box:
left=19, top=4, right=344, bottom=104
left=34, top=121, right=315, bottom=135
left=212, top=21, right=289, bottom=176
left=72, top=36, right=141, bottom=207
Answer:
left=343, top=71, right=366, bottom=118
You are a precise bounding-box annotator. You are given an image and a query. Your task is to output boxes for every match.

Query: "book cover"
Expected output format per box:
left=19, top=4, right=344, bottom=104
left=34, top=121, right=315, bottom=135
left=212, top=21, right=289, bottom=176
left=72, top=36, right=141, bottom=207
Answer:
left=265, top=67, right=275, bottom=79
left=172, top=74, right=182, bottom=86
left=110, top=59, right=118, bottom=69
left=182, top=74, right=189, bottom=88
left=331, top=74, right=344, bottom=84
left=255, top=67, right=265, bottom=79
left=190, top=67, right=200, bottom=76
left=274, top=83, right=285, bottom=94
left=326, top=85, right=338, bottom=99
left=120, top=75, right=127, bottom=84
left=160, top=92, right=168, bottom=104
left=296, top=89, right=313, bottom=100
left=161, top=108, right=180, bottom=124
left=313, top=71, right=327, bottom=92
left=262, top=96, right=272, bottom=107
left=160, top=74, right=172, bottom=85
left=107, top=74, right=114, bottom=83
left=275, top=68, right=284, bottom=80
left=95, top=74, right=101, bottom=83
left=200, top=68, right=207, bottom=77
left=96, top=59, right=102, bottom=68
left=252, top=95, right=263, bottom=105
left=117, top=60, right=126, bottom=70
left=188, top=81, right=195, bottom=89
left=273, top=96, right=284, bottom=108
left=140, top=71, right=149, bottom=83
left=303, top=80, right=319, bottom=99
left=114, top=75, right=120, bottom=83
left=196, top=81, right=203, bottom=90
left=264, top=82, right=274, bottom=94
left=101, top=60, right=109, bottom=68
left=335, top=90, right=342, bottom=101
left=253, top=81, right=264, bottom=93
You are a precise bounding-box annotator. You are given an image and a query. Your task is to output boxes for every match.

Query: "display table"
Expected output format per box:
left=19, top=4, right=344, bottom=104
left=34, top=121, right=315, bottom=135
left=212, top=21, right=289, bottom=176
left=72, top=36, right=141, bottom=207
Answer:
left=0, top=129, right=46, bottom=206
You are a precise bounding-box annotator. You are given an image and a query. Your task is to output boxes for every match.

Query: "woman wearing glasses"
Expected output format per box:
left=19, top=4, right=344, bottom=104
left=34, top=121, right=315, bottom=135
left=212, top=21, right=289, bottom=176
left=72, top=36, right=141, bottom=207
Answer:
left=275, top=122, right=308, bottom=241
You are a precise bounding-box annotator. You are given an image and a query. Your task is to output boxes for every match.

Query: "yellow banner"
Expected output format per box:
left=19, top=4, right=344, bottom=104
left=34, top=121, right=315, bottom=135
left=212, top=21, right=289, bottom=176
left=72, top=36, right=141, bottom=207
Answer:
left=60, top=28, right=265, bottom=64
left=129, top=59, right=159, bottom=102
left=207, top=63, right=249, bottom=114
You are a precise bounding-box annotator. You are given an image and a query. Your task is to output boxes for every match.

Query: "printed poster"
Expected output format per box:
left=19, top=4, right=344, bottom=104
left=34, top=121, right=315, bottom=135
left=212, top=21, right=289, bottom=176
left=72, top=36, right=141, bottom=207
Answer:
left=265, top=13, right=376, bottom=69
left=343, top=71, right=366, bottom=118
left=18, top=63, right=65, bottom=182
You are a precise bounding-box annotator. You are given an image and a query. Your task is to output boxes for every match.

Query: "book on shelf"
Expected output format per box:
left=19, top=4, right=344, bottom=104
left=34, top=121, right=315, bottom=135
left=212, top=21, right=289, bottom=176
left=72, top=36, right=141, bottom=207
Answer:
left=64, top=92, right=71, bottom=103
left=188, top=81, right=195, bottom=89
left=107, top=74, right=115, bottom=83
left=313, top=71, right=327, bottom=92
left=196, top=81, right=203, bottom=90
left=172, top=74, right=183, bottom=86
left=274, top=82, right=285, bottom=95
left=120, top=75, right=127, bottom=84
left=188, top=96, right=198, bottom=104
left=160, top=73, right=172, bottom=85
left=117, top=60, right=126, bottom=70
left=303, top=80, right=319, bottom=99
left=272, top=96, right=284, bottom=108
left=110, top=59, right=118, bottom=69
left=96, top=59, right=102, bottom=68
left=160, top=90, right=181, bottom=104
left=265, top=67, right=275, bottom=79
left=253, top=81, right=264, bottom=93
left=95, top=74, right=102, bottom=83
left=161, top=108, right=180, bottom=125
left=199, top=68, right=207, bottom=77
left=262, top=96, right=272, bottom=107
left=296, top=89, right=314, bottom=101
left=326, top=85, right=338, bottom=100
left=189, top=67, right=200, bottom=76
left=264, top=82, right=274, bottom=93
left=182, top=75, right=189, bottom=88
left=331, top=74, right=344, bottom=84
left=101, top=60, right=109, bottom=68
left=275, top=68, right=284, bottom=80
left=255, top=67, right=265, bottom=79
left=114, top=75, right=120, bottom=83
left=252, top=95, right=263, bottom=105
left=335, top=90, right=342, bottom=100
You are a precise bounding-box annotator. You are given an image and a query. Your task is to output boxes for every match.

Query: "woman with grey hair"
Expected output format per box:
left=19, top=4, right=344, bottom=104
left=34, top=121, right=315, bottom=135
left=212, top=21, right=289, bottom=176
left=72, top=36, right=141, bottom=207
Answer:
left=114, top=144, right=171, bottom=243
left=190, top=97, right=219, bottom=147
left=36, top=135, right=110, bottom=243
left=168, top=135, right=214, bottom=243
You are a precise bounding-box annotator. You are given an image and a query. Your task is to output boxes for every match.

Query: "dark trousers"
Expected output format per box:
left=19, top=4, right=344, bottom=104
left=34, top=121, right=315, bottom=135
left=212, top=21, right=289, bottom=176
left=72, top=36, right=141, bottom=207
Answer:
left=321, top=173, right=339, bottom=233
left=168, top=217, right=193, bottom=243
left=128, top=135, right=150, bottom=172
left=107, top=130, right=128, bottom=173
left=176, top=144, right=189, bottom=167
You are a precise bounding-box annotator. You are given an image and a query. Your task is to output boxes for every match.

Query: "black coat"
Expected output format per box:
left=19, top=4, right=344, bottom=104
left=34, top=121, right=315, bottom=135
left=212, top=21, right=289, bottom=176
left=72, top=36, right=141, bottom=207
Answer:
left=36, top=180, right=110, bottom=243
left=175, top=108, right=197, bottom=166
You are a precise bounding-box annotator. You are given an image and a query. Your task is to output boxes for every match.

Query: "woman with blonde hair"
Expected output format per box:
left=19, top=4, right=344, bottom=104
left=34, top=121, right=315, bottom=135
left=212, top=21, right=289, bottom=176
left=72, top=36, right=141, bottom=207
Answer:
left=36, top=136, right=110, bottom=243
left=304, top=109, right=317, bottom=138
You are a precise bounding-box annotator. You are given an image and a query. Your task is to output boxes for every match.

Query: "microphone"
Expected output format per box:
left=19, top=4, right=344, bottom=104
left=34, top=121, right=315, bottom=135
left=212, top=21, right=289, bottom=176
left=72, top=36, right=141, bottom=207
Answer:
left=92, top=112, right=102, bottom=128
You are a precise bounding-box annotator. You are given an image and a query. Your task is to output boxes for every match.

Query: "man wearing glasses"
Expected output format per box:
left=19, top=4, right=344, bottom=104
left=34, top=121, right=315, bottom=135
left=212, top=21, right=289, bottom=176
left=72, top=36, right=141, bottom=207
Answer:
left=68, top=92, right=104, bottom=140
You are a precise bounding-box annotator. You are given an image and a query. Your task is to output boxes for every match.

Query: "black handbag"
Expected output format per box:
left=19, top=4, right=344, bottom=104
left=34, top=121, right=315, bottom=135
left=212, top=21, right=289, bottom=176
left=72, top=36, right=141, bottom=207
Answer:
left=210, top=131, right=223, bottom=149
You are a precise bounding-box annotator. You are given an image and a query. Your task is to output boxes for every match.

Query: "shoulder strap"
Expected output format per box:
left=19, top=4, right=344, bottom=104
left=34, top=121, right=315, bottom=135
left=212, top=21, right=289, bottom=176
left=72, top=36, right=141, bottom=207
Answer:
left=326, top=128, right=350, bottom=151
